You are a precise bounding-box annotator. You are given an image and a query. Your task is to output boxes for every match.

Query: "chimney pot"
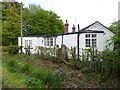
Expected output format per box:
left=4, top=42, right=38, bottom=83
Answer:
left=72, top=25, right=75, bottom=32
left=64, top=20, right=69, bottom=33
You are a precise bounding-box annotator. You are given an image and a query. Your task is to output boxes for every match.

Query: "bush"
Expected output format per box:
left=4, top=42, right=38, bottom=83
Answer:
left=101, top=49, right=119, bottom=77
left=34, top=68, right=64, bottom=88
left=18, top=61, right=30, bottom=73
left=24, top=77, right=47, bottom=88
left=7, top=45, right=20, bottom=55
left=7, top=59, right=18, bottom=72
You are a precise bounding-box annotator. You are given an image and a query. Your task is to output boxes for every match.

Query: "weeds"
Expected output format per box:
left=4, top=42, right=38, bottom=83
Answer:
left=2, top=53, right=64, bottom=88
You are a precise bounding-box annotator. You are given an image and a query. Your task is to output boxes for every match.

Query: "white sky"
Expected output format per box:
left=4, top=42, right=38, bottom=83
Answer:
left=2, top=0, right=120, bottom=32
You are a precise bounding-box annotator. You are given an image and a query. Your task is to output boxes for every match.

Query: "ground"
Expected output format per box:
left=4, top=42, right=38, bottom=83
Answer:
left=2, top=47, right=118, bottom=88
left=32, top=59, right=101, bottom=88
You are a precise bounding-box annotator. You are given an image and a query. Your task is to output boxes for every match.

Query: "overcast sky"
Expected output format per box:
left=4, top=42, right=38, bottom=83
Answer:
left=3, top=0, right=120, bottom=32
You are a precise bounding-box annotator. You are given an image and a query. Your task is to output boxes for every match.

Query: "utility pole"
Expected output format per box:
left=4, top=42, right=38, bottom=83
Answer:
left=77, top=24, right=80, bottom=60
left=20, top=2, right=23, bottom=53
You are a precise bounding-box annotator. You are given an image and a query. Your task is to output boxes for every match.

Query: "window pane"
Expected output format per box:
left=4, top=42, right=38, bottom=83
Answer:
left=92, top=34, right=96, bottom=38
left=85, top=34, right=90, bottom=38
left=50, top=38, right=53, bottom=46
left=85, top=39, right=90, bottom=47
left=54, top=37, right=56, bottom=46
left=92, top=39, right=96, bottom=47
left=25, top=40, right=28, bottom=47
left=29, top=40, right=32, bottom=47
left=47, top=38, right=49, bottom=46
left=44, top=38, right=46, bottom=46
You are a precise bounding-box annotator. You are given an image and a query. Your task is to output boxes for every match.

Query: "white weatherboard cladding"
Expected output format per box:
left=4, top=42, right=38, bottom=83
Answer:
left=63, top=34, right=77, bottom=58
left=56, top=35, right=62, bottom=48
left=63, top=34, right=77, bottom=48
left=85, top=22, right=115, bottom=50
left=79, top=33, right=107, bottom=51
left=86, top=22, right=115, bottom=36
left=18, top=37, right=44, bottom=54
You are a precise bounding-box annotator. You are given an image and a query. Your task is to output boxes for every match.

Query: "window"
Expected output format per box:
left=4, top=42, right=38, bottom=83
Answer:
left=25, top=40, right=28, bottom=48
left=44, top=37, right=54, bottom=47
left=44, top=38, right=46, bottom=46
left=86, top=39, right=90, bottom=47
left=92, top=39, right=96, bottom=47
left=54, top=37, right=56, bottom=46
left=47, top=38, right=49, bottom=46
left=85, top=34, right=90, bottom=38
left=29, top=40, right=32, bottom=48
left=25, top=40, right=32, bottom=48
left=92, top=34, right=96, bottom=38
left=85, top=34, right=97, bottom=47
left=50, top=38, right=53, bottom=46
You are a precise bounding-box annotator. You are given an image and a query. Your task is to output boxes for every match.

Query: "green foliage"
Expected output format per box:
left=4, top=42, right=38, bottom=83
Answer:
left=33, top=68, right=64, bottom=88
left=95, top=74, right=106, bottom=82
left=3, top=53, right=64, bottom=88
left=109, top=21, right=118, bottom=34
left=24, top=77, right=47, bottom=88
left=101, top=49, right=119, bottom=77
left=23, top=4, right=64, bottom=35
left=18, top=61, right=30, bottom=73
left=2, top=2, right=21, bottom=46
left=7, top=45, right=19, bottom=55
left=2, top=2, right=64, bottom=46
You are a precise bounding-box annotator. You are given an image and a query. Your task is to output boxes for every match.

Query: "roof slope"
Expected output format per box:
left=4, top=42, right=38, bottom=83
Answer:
left=80, top=21, right=115, bottom=35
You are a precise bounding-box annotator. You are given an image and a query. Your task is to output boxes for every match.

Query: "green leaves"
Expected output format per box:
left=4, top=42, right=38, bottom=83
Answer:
left=2, top=2, right=21, bottom=46
left=2, top=3, right=64, bottom=46
left=23, top=4, right=64, bottom=35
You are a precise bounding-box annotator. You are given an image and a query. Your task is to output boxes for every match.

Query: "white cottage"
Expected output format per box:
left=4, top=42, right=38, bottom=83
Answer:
left=18, top=21, right=115, bottom=58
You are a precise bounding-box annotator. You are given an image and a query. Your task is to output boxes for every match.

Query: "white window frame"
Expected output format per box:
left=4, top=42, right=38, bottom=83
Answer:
left=44, top=37, right=54, bottom=47
left=25, top=40, right=28, bottom=48
left=50, top=37, right=53, bottom=46
left=25, top=40, right=32, bottom=48
left=85, top=34, right=97, bottom=47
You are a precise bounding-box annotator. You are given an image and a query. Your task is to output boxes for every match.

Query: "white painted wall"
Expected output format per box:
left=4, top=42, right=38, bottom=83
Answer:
left=63, top=34, right=77, bottom=58
left=18, top=37, right=44, bottom=54
left=79, top=33, right=105, bottom=51
left=56, top=35, right=62, bottom=48
left=18, top=22, right=115, bottom=57
left=85, top=22, right=115, bottom=50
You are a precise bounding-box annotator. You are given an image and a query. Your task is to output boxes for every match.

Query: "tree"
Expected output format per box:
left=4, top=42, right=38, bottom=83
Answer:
left=108, top=20, right=120, bottom=80
left=2, top=3, right=64, bottom=46
left=109, top=21, right=118, bottom=34
left=109, top=21, right=120, bottom=50
left=23, top=4, right=64, bottom=35
left=2, top=2, right=21, bottom=46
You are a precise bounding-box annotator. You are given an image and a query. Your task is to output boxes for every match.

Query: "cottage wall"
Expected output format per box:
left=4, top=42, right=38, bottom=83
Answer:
left=18, top=21, right=115, bottom=58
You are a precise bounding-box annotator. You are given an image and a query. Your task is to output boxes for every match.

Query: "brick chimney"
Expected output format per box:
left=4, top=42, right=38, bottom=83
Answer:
left=72, top=25, right=75, bottom=32
left=64, top=20, right=69, bottom=33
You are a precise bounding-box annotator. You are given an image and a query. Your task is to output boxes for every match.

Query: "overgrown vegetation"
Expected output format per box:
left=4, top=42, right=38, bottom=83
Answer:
left=2, top=52, right=64, bottom=88
left=2, top=43, right=119, bottom=88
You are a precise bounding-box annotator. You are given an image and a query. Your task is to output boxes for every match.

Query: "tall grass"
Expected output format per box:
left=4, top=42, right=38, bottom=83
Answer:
left=2, top=53, right=64, bottom=88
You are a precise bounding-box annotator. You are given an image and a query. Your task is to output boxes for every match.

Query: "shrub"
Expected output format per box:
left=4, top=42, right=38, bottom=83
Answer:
left=7, top=59, right=17, bottom=72
left=33, top=68, right=64, bottom=88
left=100, top=49, right=119, bottom=77
left=7, top=45, right=20, bottom=55
left=24, top=77, right=47, bottom=88
left=17, top=61, right=30, bottom=73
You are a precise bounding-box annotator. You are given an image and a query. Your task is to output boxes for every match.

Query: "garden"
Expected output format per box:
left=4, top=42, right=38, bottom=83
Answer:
left=2, top=46, right=119, bottom=88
